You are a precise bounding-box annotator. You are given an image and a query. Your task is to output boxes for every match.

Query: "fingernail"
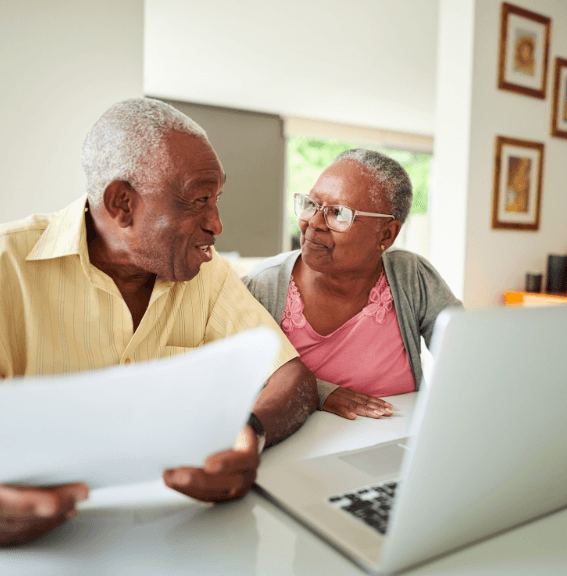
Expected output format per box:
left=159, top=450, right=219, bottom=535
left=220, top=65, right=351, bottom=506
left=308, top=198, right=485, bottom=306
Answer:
left=173, top=469, right=190, bottom=485
left=75, top=486, right=89, bottom=502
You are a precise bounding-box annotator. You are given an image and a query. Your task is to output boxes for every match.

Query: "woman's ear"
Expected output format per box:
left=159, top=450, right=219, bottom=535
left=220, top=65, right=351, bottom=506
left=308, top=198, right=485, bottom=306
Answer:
left=103, top=181, right=137, bottom=228
left=379, top=220, right=402, bottom=249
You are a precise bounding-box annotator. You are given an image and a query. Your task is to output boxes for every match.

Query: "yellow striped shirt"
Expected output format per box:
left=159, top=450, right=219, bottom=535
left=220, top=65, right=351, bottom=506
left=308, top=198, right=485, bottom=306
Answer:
left=0, top=196, right=297, bottom=378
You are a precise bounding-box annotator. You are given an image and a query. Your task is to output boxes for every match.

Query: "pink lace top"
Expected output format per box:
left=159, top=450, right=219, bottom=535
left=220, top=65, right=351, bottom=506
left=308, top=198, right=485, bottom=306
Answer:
left=281, top=273, right=415, bottom=397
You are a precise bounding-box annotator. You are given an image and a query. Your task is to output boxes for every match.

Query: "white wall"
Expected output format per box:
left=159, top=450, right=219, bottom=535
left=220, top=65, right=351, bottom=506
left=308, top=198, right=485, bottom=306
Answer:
left=0, top=0, right=144, bottom=223
left=465, top=0, right=567, bottom=307
left=429, top=0, right=475, bottom=300
left=144, top=0, right=438, bottom=135
left=432, top=0, right=567, bottom=307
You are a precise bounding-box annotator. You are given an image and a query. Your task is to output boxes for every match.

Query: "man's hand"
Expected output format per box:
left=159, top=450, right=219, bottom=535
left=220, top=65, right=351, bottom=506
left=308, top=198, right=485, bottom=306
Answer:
left=322, top=387, right=394, bottom=420
left=0, top=482, right=89, bottom=547
left=163, top=425, right=260, bottom=503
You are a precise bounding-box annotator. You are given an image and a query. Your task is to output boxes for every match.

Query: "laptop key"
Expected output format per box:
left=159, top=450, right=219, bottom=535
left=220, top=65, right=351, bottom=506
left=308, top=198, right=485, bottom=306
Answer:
left=328, top=480, right=399, bottom=536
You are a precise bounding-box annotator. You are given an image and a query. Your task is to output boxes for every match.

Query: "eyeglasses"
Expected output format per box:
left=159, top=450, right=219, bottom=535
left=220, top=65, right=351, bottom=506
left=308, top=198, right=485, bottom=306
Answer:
left=294, top=194, right=394, bottom=232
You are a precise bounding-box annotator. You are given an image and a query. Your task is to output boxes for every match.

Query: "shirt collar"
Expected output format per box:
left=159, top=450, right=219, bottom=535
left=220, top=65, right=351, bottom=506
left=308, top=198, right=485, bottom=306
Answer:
left=25, top=195, right=177, bottom=299
left=26, top=195, right=89, bottom=262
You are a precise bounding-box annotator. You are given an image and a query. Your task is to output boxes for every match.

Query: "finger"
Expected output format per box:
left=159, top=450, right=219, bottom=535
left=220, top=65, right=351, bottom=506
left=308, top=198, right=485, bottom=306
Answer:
left=163, top=466, right=243, bottom=494
left=32, top=483, right=89, bottom=517
left=0, top=486, right=41, bottom=517
left=321, top=398, right=357, bottom=420
left=163, top=466, right=254, bottom=503
left=0, top=486, right=64, bottom=518
left=203, top=448, right=259, bottom=475
left=350, top=393, right=394, bottom=412
left=340, top=401, right=359, bottom=420
left=53, top=483, right=90, bottom=504
left=354, top=403, right=385, bottom=419
left=354, top=398, right=388, bottom=412
left=0, top=483, right=89, bottom=518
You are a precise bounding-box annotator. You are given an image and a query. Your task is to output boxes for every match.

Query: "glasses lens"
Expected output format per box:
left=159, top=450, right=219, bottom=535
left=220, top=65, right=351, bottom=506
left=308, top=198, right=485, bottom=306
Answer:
left=295, top=195, right=317, bottom=221
left=326, top=205, right=353, bottom=231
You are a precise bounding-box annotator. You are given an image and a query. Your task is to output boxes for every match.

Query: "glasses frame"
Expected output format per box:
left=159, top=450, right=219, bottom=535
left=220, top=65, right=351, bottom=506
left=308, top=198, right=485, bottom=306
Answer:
left=294, top=193, right=395, bottom=232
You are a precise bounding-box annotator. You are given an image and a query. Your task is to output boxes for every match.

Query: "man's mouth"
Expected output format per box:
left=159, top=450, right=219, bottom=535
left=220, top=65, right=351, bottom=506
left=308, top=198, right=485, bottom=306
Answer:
left=196, top=244, right=213, bottom=261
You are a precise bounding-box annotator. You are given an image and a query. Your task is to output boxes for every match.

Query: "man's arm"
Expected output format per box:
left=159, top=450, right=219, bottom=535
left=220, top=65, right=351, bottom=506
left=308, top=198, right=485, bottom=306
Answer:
left=251, top=357, right=318, bottom=447
left=163, top=357, right=318, bottom=502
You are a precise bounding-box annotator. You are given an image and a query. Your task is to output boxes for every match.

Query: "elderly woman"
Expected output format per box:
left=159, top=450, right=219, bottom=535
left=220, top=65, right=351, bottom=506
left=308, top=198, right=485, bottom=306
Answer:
left=242, top=149, right=462, bottom=420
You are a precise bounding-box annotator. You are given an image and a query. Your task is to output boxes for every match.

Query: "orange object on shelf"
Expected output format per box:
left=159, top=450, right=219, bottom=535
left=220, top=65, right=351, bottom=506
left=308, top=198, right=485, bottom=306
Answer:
left=504, top=291, right=567, bottom=307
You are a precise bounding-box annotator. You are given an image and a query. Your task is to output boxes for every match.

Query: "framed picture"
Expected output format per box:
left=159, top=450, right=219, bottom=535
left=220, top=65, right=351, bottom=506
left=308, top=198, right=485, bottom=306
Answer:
left=492, top=136, right=544, bottom=230
left=497, top=3, right=551, bottom=99
left=551, top=57, right=567, bottom=139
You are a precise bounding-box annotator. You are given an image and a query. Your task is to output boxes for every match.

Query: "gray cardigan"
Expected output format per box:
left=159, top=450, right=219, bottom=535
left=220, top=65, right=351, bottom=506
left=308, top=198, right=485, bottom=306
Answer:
left=242, top=248, right=462, bottom=406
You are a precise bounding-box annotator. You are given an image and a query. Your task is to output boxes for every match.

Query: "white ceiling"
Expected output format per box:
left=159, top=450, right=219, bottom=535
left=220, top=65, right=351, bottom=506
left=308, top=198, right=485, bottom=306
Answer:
left=144, top=0, right=439, bottom=135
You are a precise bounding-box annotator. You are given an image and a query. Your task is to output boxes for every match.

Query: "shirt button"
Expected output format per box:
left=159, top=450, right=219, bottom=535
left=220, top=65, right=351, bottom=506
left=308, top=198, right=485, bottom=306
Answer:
left=124, top=358, right=131, bottom=364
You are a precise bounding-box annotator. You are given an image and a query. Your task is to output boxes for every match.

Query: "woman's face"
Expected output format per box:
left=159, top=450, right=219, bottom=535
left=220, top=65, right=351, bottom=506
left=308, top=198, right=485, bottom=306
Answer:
left=299, top=160, right=395, bottom=279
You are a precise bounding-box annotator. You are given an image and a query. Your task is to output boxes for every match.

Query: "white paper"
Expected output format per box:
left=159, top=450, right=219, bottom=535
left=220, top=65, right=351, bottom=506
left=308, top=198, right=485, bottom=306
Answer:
left=0, top=327, right=280, bottom=488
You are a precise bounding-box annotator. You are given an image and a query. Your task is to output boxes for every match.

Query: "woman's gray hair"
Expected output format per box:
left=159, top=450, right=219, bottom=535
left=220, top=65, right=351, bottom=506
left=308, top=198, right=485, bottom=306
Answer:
left=81, top=98, right=208, bottom=206
left=331, top=149, right=413, bottom=224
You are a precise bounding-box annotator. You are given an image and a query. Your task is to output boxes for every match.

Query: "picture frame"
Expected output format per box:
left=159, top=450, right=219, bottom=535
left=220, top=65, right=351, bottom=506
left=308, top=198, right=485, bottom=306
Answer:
left=551, top=57, right=567, bottom=139
left=497, top=3, right=551, bottom=99
left=492, top=136, right=544, bottom=231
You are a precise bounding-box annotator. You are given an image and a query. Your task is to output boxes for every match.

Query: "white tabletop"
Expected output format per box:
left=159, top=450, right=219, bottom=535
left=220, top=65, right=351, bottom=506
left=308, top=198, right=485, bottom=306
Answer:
left=2, top=392, right=566, bottom=575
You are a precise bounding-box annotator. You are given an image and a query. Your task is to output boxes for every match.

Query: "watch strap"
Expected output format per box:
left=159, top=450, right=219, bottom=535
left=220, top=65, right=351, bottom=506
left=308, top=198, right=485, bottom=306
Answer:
left=247, top=412, right=266, bottom=454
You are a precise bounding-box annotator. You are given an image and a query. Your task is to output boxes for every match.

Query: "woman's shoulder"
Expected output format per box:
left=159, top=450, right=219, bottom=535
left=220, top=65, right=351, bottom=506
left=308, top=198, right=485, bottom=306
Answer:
left=383, top=248, right=447, bottom=288
left=383, top=247, right=432, bottom=271
left=384, top=248, right=462, bottom=307
left=241, top=250, right=300, bottom=320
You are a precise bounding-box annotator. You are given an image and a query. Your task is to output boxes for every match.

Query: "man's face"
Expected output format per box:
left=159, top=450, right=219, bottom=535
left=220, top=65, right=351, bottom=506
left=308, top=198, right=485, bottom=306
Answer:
left=128, top=131, right=225, bottom=282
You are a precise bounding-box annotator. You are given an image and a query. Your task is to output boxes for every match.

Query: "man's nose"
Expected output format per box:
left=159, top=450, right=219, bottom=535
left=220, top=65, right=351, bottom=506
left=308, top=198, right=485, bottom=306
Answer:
left=204, top=204, right=223, bottom=236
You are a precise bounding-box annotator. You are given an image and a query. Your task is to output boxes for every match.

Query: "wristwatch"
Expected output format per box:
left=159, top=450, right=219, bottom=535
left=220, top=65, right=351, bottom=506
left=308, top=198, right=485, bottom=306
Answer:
left=247, top=412, right=266, bottom=454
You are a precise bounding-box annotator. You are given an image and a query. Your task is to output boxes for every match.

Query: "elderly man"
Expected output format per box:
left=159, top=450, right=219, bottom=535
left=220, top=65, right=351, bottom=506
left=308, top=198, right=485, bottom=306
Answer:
left=0, top=98, right=318, bottom=546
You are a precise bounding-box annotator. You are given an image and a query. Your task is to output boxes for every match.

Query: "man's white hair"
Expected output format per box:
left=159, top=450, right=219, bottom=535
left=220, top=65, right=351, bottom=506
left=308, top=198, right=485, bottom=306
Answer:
left=81, top=98, right=209, bottom=206
left=331, top=149, right=413, bottom=224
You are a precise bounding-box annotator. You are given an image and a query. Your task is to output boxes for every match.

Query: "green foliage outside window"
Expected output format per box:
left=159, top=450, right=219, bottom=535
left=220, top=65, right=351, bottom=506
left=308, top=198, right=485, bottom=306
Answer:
left=287, top=137, right=431, bottom=238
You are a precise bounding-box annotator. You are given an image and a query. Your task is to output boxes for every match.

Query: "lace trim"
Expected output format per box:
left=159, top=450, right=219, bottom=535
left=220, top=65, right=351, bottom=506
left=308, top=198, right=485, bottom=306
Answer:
left=282, top=272, right=393, bottom=333
left=362, top=273, right=393, bottom=324
left=281, top=277, right=306, bottom=333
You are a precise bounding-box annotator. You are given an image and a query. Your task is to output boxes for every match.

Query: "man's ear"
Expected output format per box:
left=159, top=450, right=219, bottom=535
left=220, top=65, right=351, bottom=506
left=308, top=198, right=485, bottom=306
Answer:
left=102, top=181, right=137, bottom=228
left=379, top=220, right=402, bottom=249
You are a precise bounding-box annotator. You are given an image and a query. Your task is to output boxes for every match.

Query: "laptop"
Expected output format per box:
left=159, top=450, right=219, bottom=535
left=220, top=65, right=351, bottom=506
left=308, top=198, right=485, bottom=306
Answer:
left=0, top=327, right=280, bottom=488
left=256, top=305, right=567, bottom=574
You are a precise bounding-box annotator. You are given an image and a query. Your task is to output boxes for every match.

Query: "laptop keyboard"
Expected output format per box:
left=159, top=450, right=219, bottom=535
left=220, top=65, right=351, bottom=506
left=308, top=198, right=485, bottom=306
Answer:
left=328, top=481, right=399, bottom=535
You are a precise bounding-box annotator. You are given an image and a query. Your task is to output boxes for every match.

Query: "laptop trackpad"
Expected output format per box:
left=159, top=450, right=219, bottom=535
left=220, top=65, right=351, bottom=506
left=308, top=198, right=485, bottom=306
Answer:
left=338, top=440, right=409, bottom=478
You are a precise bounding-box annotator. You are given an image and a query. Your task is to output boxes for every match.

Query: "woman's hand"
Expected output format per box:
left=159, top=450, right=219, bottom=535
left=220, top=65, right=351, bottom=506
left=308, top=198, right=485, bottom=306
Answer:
left=322, top=387, right=394, bottom=420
